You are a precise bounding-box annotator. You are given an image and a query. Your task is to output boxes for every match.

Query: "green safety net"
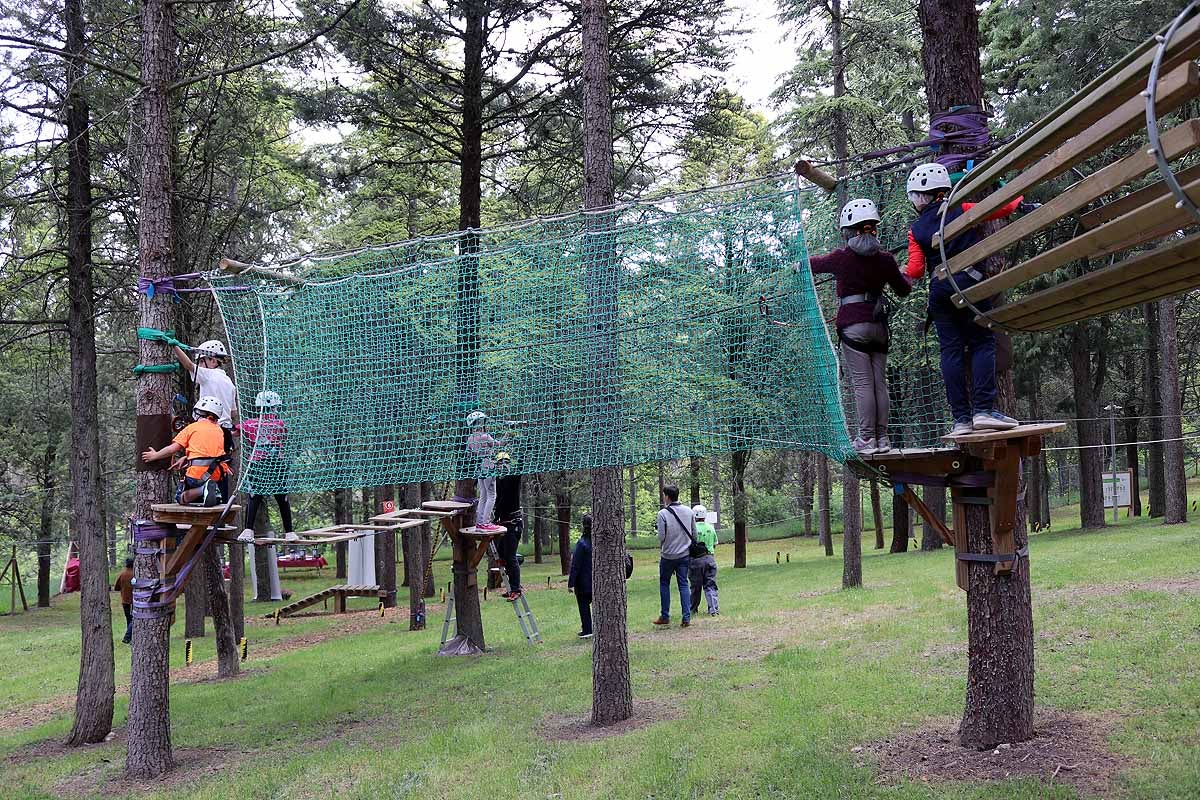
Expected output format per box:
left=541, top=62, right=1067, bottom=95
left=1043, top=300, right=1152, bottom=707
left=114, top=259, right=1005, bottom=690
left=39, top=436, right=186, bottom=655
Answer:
left=210, top=174, right=870, bottom=495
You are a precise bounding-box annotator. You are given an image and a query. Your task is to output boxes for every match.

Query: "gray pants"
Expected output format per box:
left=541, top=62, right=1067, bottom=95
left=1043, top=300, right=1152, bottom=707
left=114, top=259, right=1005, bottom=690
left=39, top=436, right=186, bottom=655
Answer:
left=688, top=554, right=719, bottom=614
left=841, top=342, right=889, bottom=441
left=476, top=476, right=496, bottom=525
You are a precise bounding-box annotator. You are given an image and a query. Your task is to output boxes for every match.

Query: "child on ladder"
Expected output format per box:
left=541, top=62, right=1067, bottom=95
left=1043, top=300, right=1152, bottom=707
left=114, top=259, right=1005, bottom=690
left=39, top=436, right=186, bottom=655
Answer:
left=237, top=390, right=297, bottom=543
left=905, top=162, right=1023, bottom=436
left=465, top=411, right=506, bottom=531
left=141, top=396, right=231, bottom=506
left=808, top=198, right=912, bottom=454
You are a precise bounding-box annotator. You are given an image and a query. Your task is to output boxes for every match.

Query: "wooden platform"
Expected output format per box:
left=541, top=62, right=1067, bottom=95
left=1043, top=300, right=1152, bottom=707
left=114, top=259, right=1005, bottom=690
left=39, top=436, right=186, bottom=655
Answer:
left=940, top=422, right=1066, bottom=445
left=266, top=584, right=387, bottom=620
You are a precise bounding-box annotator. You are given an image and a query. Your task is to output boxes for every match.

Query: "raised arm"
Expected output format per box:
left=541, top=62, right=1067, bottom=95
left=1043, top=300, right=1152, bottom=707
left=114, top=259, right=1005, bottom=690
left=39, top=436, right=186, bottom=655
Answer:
left=173, top=345, right=195, bottom=375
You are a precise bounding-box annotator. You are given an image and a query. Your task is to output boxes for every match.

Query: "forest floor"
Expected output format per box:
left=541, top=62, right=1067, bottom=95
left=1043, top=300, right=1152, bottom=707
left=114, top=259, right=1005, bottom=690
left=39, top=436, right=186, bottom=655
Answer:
left=0, top=502, right=1197, bottom=799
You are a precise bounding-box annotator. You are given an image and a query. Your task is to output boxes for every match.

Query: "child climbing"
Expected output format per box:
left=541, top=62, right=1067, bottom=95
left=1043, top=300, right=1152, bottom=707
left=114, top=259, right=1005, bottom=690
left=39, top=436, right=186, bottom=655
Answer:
left=688, top=505, right=719, bottom=616
left=174, top=339, right=238, bottom=497
left=905, top=163, right=1022, bottom=436
left=237, top=390, right=296, bottom=543
left=492, top=461, right=524, bottom=601
left=141, top=396, right=231, bottom=506
left=465, top=411, right=505, bottom=531
left=567, top=514, right=593, bottom=639
left=808, top=198, right=912, bottom=454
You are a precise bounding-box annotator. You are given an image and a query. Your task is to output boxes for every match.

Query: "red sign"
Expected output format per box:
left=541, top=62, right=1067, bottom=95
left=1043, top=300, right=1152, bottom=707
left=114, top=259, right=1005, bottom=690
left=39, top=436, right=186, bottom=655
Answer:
left=382, top=500, right=396, bottom=513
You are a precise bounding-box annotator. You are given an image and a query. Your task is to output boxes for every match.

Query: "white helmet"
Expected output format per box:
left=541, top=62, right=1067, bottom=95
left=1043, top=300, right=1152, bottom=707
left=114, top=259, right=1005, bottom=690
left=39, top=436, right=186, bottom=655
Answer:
left=692, top=504, right=707, bottom=520
left=195, top=339, right=228, bottom=360
left=907, top=163, right=952, bottom=193
left=466, top=410, right=488, bottom=428
left=840, top=199, right=880, bottom=229
left=255, top=390, right=281, bottom=408
left=193, top=395, right=226, bottom=419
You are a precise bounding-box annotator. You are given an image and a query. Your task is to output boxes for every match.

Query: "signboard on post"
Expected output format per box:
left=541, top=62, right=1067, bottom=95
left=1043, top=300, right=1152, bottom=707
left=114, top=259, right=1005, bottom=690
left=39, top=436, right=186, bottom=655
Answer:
left=382, top=500, right=396, bottom=514
left=1101, top=470, right=1133, bottom=511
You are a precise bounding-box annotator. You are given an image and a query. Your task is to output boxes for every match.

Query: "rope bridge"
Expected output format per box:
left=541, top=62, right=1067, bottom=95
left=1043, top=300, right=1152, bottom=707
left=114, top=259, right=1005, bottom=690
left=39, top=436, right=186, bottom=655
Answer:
left=211, top=173, right=954, bottom=495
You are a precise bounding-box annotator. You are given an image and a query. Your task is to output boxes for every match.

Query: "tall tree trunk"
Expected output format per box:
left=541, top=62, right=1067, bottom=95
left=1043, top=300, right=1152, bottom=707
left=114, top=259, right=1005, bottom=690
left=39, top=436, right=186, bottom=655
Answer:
left=800, top=455, right=814, bottom=536
left=534, top=494, right=546, bottom=564
left=731, top=451, right=748, bottom=567
left=556, top=483, right=572, bottom=576
left=870, top=479, right=885, bottom=549
left=63, top=0, right=112, bottom=737
left=421, top=481, right=435, bottom=597
left=1123, top=408, right=1142, bottom=517
left=582, top=0, right=632, bottom=725
left=1070, top=325, right=1107, bottom=529
left=228, top=542, right=244, bottom=641
left=184, top=564, right=206, bottom=637
left=252, top=503, right=271, bottom=600
left=376, top=486, right=398, bottom=606
left=688, top=457, right=702, bottom=507
left=333, top=488, right=351, bottom=578
left=917, top=0, right=983, bottom=112
left=127, top=0, right=178, bottom=775
left=37, top=458, right=54, bottom=608
left=1159, top=297, right=1187, bottom=523
left=890, top=486, right=910, bottom=553
left=403, top=484, right=425, bottom=630
left=710, top=458, right=721, bottom=527
left=818, top=454, right=832, bottom=555
left=629, top=466, right=638, bottom=537
left=1145, top=302, right=1166, bottom=517
left=842, top=467, right=861, bottom=588
left=921, top=486, right=946, bottom=549
left=201, top=546, right=239, bottom=678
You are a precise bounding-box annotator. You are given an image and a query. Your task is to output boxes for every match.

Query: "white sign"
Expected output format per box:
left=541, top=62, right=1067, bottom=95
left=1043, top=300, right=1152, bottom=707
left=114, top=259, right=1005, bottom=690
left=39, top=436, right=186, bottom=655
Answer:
left=1102, top=470, right=1132, bottom=509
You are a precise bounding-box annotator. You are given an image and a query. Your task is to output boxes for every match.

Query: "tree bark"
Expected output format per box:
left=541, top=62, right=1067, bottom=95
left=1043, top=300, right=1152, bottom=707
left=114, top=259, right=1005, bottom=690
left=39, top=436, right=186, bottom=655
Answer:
left=710, top=458, right=721, bottom=528
left=252, top=504, right=271, bottom=600
left=376, top=486, right=398, bottom=606
left=842, top=467, right=861, bottom=588
left=227, top=543, right=244, bottom=641
left=799, top=454, right=813, bottom=537
left=958, top=491, right=1034, bottom=748
left=920, top=485, right=946, bottom=550
left=818, top=454, right=832, bottom=555
left=1145, top=303, right=1166, bottom=517
left=582, top=0, right=632, bottom=725
left=64, top=0, right=113, bottom=740
left=1070, top=325, right=1107, bottom=529
left=869, top=479, right=885, bottom=549
left=689, top=457, right=702, bottom=507
left=127, top=0, right=178, bottom=775
left=731, top=451, right=748, bottom=567
left=184, top=562, right=206, bottom=637
left=890, top=486, right=910, bottom=552
left=917, top=0, right=983, bottom=112
left=403, top=484, right=426, bottom=630
left=421, top=482, right=435, bottom=597
left=201, top=546, right=239, bottom=678
left=556, top=483, right=572, bottom=576
left=333, top=488, right=351, bottom=578
left=1159, top=297, right=1187, bottom=523
left=37, top=468, right=54, bottom=608
left=629, top=466, right=638, bottom=537
left=1123, top=410, right=1141, bottom=517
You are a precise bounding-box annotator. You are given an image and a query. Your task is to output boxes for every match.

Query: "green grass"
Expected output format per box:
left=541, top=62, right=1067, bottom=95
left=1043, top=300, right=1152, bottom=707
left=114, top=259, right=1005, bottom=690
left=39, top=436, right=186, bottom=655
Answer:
left=0, top=504, right=1198, bottom=799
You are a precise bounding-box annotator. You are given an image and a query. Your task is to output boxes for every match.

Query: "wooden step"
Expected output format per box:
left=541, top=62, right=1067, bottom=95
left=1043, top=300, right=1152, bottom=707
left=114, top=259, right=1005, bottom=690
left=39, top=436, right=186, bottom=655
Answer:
left=422, top=500, right=471, bottom=512
left=1079, top=161, right=1200, bottom=229
left=941, top=422, right=1066, bottom=445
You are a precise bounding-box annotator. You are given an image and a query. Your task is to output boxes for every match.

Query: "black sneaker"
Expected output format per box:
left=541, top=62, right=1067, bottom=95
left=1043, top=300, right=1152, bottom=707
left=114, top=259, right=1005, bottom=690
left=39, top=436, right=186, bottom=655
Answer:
left=577, top=631, right=593, bottom=639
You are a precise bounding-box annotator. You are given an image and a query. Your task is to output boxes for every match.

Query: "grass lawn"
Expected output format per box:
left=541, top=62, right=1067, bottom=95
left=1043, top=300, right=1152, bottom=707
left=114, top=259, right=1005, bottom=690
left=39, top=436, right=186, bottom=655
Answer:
left=0, top=505, right=1197, bottom=799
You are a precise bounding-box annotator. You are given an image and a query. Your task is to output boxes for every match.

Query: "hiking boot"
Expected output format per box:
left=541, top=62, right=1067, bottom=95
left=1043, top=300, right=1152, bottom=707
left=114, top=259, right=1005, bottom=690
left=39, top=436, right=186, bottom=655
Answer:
left=875, top=436, right=891, bottom=453
left=237, top=528, right=255, bottom=543
left=681, top=619, right=691, bottom=628
left=947, top=421, right=974, bottom=437
left=652, top=617, right=670, bottom=626
left=853, top=437, right=878, bottom=455
left=972, top=411, right=1020, bottom=431
left=505, top=590, right=522, bottom=602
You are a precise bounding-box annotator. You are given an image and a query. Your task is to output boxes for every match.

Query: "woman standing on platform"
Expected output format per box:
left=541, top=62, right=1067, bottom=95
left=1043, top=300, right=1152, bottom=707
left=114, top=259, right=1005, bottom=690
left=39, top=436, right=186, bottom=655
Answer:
left=808, top=199, right=912, bottom=455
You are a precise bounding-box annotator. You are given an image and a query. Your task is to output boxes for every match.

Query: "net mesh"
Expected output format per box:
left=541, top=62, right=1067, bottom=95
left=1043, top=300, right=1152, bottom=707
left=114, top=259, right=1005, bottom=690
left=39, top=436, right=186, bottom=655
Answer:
left=210, top=174, right=920, bottom=495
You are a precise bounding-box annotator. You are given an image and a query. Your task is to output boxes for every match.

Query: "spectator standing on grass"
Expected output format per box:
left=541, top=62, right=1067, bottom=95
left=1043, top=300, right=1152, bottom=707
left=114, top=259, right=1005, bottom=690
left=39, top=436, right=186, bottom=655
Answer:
left=568, top=514, right=593, bottom=639
left=113, top=558, right=134, bottom=644
left=653, top=485, right=694, bottom=628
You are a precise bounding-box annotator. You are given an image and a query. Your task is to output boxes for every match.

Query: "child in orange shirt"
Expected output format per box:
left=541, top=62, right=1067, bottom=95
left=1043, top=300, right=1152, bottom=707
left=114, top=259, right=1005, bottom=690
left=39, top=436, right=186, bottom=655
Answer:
left=142, top=396, right=231, bottom=506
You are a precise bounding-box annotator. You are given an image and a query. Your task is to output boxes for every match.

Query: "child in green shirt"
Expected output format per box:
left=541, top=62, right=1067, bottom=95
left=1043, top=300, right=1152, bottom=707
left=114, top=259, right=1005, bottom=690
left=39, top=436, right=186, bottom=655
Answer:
left=689, top=505, right=719, bottom=616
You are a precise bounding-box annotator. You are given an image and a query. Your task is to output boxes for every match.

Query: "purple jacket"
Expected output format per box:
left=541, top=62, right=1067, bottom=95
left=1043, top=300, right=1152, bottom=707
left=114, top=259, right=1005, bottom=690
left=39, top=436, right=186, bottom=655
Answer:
left=809, top=248, right=911, bottom=330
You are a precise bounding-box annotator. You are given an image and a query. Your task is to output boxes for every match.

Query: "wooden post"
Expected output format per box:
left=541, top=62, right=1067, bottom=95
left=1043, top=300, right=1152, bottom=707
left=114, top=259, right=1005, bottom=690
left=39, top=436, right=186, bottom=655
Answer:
left=869, top=479, right=884, bottom=549
left=890, top=484, right=910, bottom=552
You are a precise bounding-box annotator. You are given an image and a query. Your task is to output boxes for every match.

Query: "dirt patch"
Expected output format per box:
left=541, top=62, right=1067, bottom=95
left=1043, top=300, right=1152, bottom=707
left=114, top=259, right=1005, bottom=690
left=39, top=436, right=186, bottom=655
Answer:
left=0, top=697, right=76, bottom=733
left=538, top=699, right=682, bottom=743
left=1037, top=574, right=1200, bottom=602
left=856, top=708, right=1131, bottom=797
left=52, top=746, right=237, bottom=799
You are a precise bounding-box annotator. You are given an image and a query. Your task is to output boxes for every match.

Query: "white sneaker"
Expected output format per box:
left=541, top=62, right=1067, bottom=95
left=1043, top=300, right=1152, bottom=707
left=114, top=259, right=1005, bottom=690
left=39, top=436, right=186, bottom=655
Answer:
left=284, top=531, right=300, bottom=541
left=948, top=421, right=974, bottom=437
left=236, top=528, right=254, bottom=543
left=853, top=437, right=878, bottom=455
left=972, top=411, right=1019, bottom=431
left=875, top=436, right=891, bottom=453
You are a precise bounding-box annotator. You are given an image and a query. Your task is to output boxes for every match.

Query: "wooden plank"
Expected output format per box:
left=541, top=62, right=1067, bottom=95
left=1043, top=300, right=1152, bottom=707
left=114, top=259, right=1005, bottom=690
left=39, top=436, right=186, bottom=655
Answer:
left=956, top=171, right=1200, bottom=304
left=901, top=486, right=955, bottom=547
left=986, top=444, right=1022, bottom=575
left=370, top=517, right=427, bottom=529
left=1079, top=161, right=1200, bottom=229
left=979, top=233, right=1200, bottom=329
left=163, top=523, right=210, bottom=578
left=217, top=257, right=305, bottom=288
left=942, top=422, right=1066, bottom=445
left=151, top=503, right=240, bottom=526
left=794, top=159, right=838, bottom=192
left=954, top=14, right=1200, bottom=198
left=940, top=63, right=1200, bottom=245
left=856, top=447, right=959, bottom=461
left=421, top=500, right=472, bottom=511
left=950, top=489, right=970, bottom=591
left=936, top=119, right=1200, bottom=278
left=402, top=508, right=459, bottom=518
left=1015, top=264, right=1200, bottom=331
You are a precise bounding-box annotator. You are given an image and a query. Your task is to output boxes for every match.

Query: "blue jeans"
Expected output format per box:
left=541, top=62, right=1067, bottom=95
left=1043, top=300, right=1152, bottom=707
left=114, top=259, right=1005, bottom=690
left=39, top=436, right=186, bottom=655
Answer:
left=659, top=555, right=692, bottom=622
left=929, top=279, right=996, bottom=423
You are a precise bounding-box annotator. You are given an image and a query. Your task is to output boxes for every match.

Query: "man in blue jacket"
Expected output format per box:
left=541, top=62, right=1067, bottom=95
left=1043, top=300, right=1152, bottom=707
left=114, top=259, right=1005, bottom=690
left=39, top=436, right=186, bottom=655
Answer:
left=567, top=514, right=593, bottom=639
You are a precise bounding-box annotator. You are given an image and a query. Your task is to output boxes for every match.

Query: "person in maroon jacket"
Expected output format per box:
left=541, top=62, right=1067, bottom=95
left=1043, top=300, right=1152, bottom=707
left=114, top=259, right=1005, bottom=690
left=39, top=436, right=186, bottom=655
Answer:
left=808, top=199, right=912, bottom=454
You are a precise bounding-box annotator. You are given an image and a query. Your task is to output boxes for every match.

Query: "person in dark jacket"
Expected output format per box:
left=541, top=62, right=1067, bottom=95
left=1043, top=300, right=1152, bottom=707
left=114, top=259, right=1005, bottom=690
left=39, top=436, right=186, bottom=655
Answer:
left=492, top=467, right=524, bottom=600
left=567, top=514, right=593, bottom=639
left=809, top=198, right=912, bottom=455
left=113, top=558, right=134, bottom=644
left=906, top=162, right=1021, bottom=437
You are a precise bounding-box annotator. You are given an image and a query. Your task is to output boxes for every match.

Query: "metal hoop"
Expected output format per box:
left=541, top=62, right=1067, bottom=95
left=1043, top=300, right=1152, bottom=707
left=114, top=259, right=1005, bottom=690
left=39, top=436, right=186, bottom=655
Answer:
left=1146, top=2, right=1200, bottom=226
